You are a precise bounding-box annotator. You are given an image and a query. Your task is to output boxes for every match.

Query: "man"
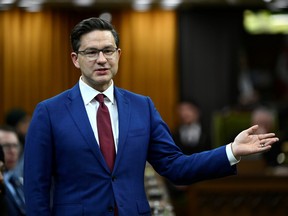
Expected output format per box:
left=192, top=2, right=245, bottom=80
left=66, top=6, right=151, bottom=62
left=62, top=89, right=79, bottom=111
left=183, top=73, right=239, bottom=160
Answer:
left=5, top=108, right=31, bottom=148
left=24, top=17, right=278, bottom=216
left=251, top=106, right=282, bottom=166
left=0, top=126, right=25, bottom=216
left=5, top=108, right=30, bottom=179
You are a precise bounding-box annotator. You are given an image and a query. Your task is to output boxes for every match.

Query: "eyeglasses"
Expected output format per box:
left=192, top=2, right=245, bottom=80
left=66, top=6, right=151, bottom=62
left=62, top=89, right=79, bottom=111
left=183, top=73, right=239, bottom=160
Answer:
left=1, top=143, right=20, bottom=151
left=77, top=47, right=118, bottom=61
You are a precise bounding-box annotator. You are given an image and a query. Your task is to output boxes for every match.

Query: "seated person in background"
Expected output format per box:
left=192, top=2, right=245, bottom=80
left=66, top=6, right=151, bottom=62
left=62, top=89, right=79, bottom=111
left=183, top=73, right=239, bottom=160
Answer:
left=5, top=108, right=30, bottom=178
left=251, top=106, right=282, bottom=167
left=0, top=145, right=8, bottom=216
left=5, top=108, right=31, bottom=148
left=172, top=100, right=211, bottom=154
left=0, top=126, right=25, bottom=216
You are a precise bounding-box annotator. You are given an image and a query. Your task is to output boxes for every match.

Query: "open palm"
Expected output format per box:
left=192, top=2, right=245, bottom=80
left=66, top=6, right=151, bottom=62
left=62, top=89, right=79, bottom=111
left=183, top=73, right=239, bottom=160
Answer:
left=232, top=125, right=279, bottom=158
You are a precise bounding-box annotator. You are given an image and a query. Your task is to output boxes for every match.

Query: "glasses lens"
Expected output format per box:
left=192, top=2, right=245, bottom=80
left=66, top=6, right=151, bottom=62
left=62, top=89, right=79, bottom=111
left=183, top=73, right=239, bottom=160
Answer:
left=2, top=144, right=20, bottom=151
left=79, top=48, right=117, bottom=60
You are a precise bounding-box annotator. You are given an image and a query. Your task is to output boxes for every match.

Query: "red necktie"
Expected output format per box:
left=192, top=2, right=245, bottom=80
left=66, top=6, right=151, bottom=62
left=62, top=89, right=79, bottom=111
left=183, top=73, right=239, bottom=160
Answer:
left=95, top=94, right=116, bottom=172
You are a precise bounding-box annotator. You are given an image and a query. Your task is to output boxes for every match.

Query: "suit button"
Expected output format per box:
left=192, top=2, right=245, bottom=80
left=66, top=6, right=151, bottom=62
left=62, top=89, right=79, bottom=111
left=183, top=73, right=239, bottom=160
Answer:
left=108, top=206, right=114, bottom=212
left=112, top=176, right=116, bottom=181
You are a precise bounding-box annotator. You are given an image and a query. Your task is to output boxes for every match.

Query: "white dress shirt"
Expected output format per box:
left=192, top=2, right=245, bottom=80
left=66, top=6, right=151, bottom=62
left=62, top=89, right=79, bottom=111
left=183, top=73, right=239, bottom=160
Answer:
left=79, top=77, right=119, bottom=152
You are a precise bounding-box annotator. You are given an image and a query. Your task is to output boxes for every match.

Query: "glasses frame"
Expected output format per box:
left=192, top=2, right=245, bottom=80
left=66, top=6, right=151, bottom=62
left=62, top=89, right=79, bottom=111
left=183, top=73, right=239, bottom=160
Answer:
left=77, top=47, right=119, bottom=61
left=1, top=143, right=21, bottom=152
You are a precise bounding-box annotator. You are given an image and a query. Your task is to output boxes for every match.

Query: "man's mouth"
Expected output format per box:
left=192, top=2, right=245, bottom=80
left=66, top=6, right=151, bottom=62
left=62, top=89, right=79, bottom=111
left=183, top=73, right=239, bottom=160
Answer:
left=95, top=68, right=109, bottom=75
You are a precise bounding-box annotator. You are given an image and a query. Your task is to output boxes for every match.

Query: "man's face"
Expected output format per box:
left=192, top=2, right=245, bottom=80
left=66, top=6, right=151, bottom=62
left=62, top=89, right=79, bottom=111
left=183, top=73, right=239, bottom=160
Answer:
left=177, top=103, right=199, bottom=125
left=71, top=30, right=121, bottom=92
left=0, top=131, right=20, bottom=170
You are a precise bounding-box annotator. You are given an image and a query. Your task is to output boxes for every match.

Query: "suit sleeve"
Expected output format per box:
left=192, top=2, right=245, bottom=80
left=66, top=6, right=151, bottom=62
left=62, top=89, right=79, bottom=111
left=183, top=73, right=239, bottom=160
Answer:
left=24, top=102, right=53, bottom=215
left=146, top=97, right=237, bottom=185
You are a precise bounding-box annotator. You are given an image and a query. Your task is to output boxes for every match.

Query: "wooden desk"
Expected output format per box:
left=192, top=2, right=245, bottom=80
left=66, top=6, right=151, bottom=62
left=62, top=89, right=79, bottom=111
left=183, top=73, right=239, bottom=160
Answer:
left=187, top=161, right=288, bottom=216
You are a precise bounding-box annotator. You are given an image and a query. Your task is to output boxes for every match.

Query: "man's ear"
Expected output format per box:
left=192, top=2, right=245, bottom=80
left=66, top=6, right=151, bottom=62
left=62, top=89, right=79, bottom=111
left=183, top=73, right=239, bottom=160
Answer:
left=117, top=48, right=122, bottom=58
left=71, top=52, right=80, bottom=69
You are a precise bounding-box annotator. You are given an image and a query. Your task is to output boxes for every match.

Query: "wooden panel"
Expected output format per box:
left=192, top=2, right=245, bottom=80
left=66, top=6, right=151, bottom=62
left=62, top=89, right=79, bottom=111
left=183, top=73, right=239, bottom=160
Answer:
left=0, top=9, right=178, bottom=130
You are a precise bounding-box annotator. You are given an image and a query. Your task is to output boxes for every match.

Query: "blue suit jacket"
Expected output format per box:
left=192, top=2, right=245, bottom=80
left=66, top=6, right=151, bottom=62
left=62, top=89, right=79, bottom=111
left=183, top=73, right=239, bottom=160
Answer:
left=24, top=83, right=236, bottom=216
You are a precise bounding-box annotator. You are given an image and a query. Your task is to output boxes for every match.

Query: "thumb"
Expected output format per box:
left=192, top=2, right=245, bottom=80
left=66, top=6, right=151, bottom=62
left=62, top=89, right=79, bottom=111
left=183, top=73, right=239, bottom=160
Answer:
left=246, top=125, right=259, bottom=135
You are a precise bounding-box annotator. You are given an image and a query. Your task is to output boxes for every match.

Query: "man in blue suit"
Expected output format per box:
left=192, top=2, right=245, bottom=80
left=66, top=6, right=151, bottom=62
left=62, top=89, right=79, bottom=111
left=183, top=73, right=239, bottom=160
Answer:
left=24, top=17, right=278, bottom=216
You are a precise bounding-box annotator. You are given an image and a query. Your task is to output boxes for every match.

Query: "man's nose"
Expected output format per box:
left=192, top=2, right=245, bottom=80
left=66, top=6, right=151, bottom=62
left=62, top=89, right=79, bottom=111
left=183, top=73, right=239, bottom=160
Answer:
left=96, top=51, right=108, bottom=63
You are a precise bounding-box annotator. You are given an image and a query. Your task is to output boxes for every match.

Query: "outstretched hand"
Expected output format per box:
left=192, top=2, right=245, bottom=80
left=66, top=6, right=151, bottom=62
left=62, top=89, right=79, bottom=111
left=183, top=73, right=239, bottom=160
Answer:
left=231, top=125, right=279, bottom=159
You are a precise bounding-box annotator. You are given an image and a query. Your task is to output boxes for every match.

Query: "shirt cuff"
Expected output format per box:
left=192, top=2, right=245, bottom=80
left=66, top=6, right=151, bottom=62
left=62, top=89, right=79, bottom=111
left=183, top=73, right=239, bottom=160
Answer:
left=226, top=143, right=241, bottom=166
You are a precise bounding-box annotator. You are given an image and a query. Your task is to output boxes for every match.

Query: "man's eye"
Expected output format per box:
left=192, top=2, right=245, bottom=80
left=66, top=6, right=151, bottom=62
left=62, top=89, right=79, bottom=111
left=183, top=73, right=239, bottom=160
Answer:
left=103, top=49, right=114, bottom=55
left=85, top=50, right=98, bottom=55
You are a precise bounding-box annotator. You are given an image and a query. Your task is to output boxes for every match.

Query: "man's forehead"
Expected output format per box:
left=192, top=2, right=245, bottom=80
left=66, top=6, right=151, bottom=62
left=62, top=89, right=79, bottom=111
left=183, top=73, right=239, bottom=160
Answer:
left=80, top=30, right=115, bottom=46
left=0, top=130, right=19, bottom=143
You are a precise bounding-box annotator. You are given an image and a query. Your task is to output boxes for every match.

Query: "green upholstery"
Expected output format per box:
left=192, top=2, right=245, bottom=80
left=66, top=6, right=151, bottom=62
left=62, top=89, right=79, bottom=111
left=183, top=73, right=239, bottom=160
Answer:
left=212, top=111, right=251, bottom=148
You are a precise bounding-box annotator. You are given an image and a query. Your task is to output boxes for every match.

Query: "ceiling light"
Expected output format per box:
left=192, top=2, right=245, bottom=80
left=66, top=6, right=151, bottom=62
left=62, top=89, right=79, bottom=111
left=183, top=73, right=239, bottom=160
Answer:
left=160, top=0, right=181, bottom=10
left=0, top=0, right=16, bottom=10
left=1, top=0, right=15, bottom=4
left=18, top=0, right=45, bottom=12
left=132, top=0, right=153, bottom=11
left=73, top=0, right=95, bottom=7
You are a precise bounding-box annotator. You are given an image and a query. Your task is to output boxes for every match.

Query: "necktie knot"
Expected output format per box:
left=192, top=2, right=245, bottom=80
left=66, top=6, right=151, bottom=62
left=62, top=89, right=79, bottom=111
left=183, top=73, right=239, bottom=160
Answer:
left=95, top=94, right=105, bottom=104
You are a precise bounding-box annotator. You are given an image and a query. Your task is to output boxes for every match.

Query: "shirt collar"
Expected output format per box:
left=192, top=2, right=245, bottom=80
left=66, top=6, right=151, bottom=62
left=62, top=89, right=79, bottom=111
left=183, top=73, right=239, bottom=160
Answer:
left=79, top=77, right=115, bottom=105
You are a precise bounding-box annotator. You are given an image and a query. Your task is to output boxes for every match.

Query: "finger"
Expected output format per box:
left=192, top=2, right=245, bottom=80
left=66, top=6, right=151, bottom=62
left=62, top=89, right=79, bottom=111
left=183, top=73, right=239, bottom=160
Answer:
left=246, top=125, right=259, bottom=135
left=263, top=138, right=279, bottom=145
left=258, top=133, right=276, bottom=139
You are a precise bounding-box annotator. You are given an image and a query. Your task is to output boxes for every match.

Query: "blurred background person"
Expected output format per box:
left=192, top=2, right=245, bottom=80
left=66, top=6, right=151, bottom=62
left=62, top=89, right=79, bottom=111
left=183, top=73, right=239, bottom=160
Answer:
left=0, top=145, right=8, bottom=216
left=0, top=126, right=25, bottom=216
left=250, top=106, right=282, bottom=167
left=5, top=108, right=31, bottom=149
left=172, top=100, right=211, bottom=154
left=5, top=108, right=30, bottom=178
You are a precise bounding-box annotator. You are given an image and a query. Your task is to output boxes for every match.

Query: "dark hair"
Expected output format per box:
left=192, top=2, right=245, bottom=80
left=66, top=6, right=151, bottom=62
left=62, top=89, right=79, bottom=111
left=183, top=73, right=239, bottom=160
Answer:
left=5, top=108, right=27, bottom=127
left=70, top=17, right=120, bottom=52
left=0, top=125, right=17, bottom=136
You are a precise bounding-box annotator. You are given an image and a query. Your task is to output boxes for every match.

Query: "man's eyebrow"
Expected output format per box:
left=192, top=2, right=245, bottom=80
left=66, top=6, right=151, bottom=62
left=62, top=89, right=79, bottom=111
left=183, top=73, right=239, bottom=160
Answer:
left=86, top=46, right=115, bottom=50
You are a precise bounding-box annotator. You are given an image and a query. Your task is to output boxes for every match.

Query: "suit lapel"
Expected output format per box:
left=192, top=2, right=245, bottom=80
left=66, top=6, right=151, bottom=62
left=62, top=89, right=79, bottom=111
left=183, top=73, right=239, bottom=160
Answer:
left=65, top=84, right=108, bottom=171
left=113, top=87, right=130, bottom=171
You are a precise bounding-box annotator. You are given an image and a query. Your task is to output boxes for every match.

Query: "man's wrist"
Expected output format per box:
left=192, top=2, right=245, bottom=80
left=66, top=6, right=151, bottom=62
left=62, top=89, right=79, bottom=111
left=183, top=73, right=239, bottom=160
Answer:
left=226, top=143, right=241, bottom=166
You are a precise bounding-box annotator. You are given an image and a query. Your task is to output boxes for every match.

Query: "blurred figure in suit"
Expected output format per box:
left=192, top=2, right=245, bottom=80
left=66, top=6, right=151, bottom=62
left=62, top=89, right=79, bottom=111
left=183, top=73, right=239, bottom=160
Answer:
left=0, top=126, right=25, bottom=216
left=5, top=108, right=30, bottom=179
left=5, top=108, right=31, bottom=148
left=173, top=100, right=211, bottom=154
left=251, top=107, right=282, bottom=167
